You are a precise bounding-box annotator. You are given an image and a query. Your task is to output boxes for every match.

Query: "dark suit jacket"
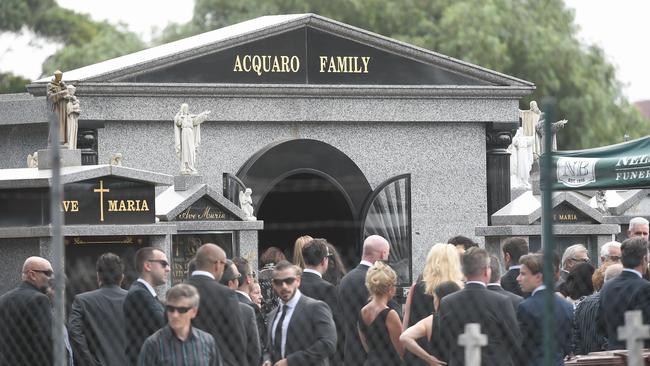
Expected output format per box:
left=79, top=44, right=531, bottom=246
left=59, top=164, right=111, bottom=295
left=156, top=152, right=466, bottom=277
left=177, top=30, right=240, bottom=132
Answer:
left=68, top=285, right=128, bottom=366
left=0, top=282, right=52, bottom=366
left=123, top=280, right=165, bottom=366
left=598, top=270, right=650, bottom=350
left=488, top=284, right=523, bottom=312
left=239, top=302, right=261, bottom=366
left=186, top=274, right=247, bottom=366
left=300, top=271, right=343, bottom=366
left=501, top=268, right=526, bottom=297
left=437, top=283, right=521, bottom=366
left=337, top=263, right=370, bottom=365
left=517, top=288, right=573, bottom=365
left=264, top=293, right=337, bottom=366
left=237, top=291, right=268, bottom=347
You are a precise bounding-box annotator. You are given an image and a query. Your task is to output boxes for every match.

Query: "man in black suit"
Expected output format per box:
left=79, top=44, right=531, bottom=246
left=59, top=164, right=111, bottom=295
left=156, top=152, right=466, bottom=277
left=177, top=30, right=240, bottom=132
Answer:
left=186, top=243, right=247, bottom=366
left=598, top=237, right=650, bottom=350
left=68, top=253, right=128, bottom=366
left=300, top=238, right=342, bottom=366
left=500, top=237, right=529, bottom=297
left=488, top=255, right=522, bottom=312
left=437, top=247, right=520, bottom=366
left=221, top=259, right=261, bottom=366
left=263, top=260, right=336, bottom=366
left=338, top=235, right=390, bottom=365
left=0, top=256, right=54, bottom=366
left=123, top=247, right=169, bottom=365
left=233, top=257, right=267, bottom=347
left=517, top=253, right=573, bottom=365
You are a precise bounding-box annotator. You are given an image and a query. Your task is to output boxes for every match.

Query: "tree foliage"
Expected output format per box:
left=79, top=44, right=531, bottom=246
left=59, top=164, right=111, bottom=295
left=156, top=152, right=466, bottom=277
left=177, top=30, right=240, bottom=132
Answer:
left=156, top=0, right=649, bottom=149
left=0, top=72, right=30, bottom=93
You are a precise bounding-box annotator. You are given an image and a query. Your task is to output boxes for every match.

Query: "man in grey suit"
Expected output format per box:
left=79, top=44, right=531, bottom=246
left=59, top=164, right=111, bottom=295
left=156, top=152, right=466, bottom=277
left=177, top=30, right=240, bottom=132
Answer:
left=263, top=260, right=336, bottom=366
left=68, top=253, right=128, bottom=366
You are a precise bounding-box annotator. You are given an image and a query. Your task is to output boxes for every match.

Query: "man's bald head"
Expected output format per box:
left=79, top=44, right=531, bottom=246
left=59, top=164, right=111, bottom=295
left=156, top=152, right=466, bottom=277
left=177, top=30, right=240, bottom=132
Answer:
left=195, top=243, right=227, bottom=280
left=604, top=263, right=624, bottom=283
left=21, top=256, right=53, bottom=292
left=362, top=235, right=390, bottom=263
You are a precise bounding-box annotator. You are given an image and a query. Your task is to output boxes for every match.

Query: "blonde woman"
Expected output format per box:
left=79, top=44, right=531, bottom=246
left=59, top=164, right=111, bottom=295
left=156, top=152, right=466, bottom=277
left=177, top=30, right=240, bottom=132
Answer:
left=292, top=235, right=313, bottom=269
left=357, top=261, right=404, bottom=366
left=404, top=243, right=463, bottom=329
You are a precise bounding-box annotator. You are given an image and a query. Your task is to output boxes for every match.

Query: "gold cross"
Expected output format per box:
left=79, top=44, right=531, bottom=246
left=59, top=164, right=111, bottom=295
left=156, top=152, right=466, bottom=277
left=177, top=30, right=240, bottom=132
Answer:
left=93, top=180, right=110, bottom=222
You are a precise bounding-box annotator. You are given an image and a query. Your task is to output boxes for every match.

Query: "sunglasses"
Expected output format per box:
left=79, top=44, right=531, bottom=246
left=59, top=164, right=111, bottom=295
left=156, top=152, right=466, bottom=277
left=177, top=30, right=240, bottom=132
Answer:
left=148, top=259, right=170, bottom=267
left=166, top=305, right=193, bottom=314
left=272, top=277, right=297, bottom=286
left=32, top=269, right=54, bottom=277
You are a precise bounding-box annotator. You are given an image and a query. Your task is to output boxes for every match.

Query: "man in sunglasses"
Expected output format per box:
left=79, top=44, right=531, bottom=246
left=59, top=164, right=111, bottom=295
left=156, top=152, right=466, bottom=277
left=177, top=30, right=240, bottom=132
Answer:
left=124, top=247, right=170, bottom=366
left=0, top=256, right=54, bottom=365
left=262, top=260, right=336, bottom=366
left=139, top=283, right=222, bottom=365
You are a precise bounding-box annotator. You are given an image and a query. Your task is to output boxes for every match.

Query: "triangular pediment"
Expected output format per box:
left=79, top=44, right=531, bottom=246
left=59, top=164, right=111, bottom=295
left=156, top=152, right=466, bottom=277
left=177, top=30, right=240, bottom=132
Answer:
left=34, top=14, right=532, bottom=88
left=156, top=184, right=246, bottom=221
left=492, top=191, right=604, bottom=225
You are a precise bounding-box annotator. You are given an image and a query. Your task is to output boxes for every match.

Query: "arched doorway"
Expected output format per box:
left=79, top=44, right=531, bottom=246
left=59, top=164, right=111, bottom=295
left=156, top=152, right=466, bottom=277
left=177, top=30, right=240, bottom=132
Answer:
left=235, top=139, right=373, bottom=268
left=257, top=172, right=357, bottom=268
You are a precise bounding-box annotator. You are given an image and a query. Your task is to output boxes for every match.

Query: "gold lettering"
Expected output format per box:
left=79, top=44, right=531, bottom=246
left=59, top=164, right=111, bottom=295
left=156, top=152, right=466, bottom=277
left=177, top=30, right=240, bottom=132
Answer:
left=108, top=200, right=118, bottom=211
left=272, top=57, right=281, bottom=72
left=328, top=57, right=337, bottom=73
left=361, top=57, right=370, bottom=73
left=233, top=55, right=243, bottom=72
left=118, top=200, right=126, bottom=211
left=262, top=55, right=271, bottom=73
left=141, top=200, right=149, bottom=211
left=62, top=201, right=71, bottom=212
left=252, top=55, right=262, bottom=76
left=281, top=56, right=290, bottom=73
left=127, top=200, right=135, bottom=211
left=71, top=200, right=79, bottom=212
left=290, top=56, right=299, bottom=72
left=319, top=56, right=327, bottom=72
left=242, top=55, right=251, bottom=72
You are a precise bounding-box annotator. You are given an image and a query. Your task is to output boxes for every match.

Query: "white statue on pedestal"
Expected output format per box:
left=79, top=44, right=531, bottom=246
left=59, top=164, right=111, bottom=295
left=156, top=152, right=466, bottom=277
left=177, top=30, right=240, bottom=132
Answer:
left=65, top=85, right=80, bottom=150
left=519, top=101, right=542, bottom=161
left=239, top=188, right=256, bottom=221
left=27, top=152, right=38, bottom=168
left=173, top=103, right=210, bottom=175
left=509, top=127, right=535, bottom=189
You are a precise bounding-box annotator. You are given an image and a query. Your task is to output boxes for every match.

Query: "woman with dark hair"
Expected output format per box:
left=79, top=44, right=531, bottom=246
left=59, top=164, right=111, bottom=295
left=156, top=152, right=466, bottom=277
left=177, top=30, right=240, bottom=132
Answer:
left=563, top=262, right=595, bottom=307
left=258, top=246, right=286, bottom=315
left=400, top=281, right=462, bottom=366
left=323, top=243, right=347, bottom=285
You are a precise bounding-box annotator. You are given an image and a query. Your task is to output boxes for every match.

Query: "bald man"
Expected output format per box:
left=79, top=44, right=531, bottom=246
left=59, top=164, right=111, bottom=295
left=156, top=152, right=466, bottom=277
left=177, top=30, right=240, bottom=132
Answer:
left=0, top=256, right=54, bottom=365
left=186, top=244, right=248, bottom=366
left=338, top=235, right=392, bottom=365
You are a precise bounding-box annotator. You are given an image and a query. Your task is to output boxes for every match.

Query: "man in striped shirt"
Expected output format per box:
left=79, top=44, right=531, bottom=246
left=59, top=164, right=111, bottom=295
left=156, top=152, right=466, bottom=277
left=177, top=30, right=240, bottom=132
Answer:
left=138, top=284, right=222, bottom=366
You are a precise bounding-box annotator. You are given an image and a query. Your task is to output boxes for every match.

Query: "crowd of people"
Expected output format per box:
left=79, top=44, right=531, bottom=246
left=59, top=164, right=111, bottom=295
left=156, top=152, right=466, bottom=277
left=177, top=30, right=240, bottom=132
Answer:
left=1, top=216, right=650, bottom=366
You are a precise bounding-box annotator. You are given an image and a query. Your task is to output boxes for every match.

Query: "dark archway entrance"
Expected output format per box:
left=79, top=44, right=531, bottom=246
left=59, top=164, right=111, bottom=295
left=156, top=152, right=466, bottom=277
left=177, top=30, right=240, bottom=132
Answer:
left=235, top=139, right=373, bottom=269
left=257, top=173, right=357, bottom=269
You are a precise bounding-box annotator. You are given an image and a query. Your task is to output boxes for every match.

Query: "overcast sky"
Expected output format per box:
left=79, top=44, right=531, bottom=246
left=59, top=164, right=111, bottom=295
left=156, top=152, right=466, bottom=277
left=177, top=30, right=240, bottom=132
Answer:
left=0, top=0, right=648, bottom=102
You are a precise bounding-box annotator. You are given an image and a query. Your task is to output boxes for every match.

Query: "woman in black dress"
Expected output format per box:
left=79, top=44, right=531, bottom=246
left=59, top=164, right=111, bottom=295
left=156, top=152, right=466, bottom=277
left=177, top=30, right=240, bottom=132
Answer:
left=357, top=261, right=404, bottom=366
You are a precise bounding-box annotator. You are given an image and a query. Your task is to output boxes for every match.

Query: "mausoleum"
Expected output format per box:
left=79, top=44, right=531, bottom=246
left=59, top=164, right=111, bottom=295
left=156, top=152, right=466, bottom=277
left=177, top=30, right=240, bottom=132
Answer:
left=0, top=14, right=534, bottom=293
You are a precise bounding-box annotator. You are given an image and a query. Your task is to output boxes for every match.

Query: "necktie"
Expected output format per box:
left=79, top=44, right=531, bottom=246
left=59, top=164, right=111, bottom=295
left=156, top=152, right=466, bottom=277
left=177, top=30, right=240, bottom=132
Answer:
left=274, top=305, right=289, bottom=359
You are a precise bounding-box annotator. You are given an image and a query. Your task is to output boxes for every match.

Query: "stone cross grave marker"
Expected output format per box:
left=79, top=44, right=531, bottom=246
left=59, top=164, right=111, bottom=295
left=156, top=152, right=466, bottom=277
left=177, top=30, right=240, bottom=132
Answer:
left=458, top=323, right=487, bottom=366
left=618, top=310, right=650, bottom=366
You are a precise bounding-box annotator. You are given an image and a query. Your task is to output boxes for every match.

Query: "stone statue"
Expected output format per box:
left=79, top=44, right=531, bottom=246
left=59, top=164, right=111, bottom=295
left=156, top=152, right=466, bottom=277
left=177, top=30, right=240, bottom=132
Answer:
left=173, top=103, right=210, bottom=175
left=239, top=188, right=256, bottom=221
left=27, top=152, right=38, bottom=168
left=109, top=153, right=123, bottom=166
left=519, top=101, right=542, bottom=160
left=509, top=127, right=535, bottom=189
left=65, top=85, right=80, bottom=150
left=596, top=190, right=608, bottom=214
left=47, top=70, right=70, bottom=147
left=535, top=118, right=568, bottom=153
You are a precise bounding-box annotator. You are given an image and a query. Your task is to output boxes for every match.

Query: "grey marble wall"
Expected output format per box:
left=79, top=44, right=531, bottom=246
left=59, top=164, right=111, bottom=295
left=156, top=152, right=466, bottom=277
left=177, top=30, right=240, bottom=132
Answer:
left=0, top=238, right=40, bottom=294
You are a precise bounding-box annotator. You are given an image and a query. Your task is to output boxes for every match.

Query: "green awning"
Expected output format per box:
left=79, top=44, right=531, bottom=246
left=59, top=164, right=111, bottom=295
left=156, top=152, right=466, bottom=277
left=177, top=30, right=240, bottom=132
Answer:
left=543, top=135, right=650, bottom=190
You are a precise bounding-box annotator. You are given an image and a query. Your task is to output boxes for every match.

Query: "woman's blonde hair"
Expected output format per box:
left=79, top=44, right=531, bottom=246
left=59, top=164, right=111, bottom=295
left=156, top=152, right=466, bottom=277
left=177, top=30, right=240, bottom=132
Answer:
left=365, top=261, right=397, bottom=296
left=292, top=235, right=313, bottom=269
left=422, top=243, right=464, bottom=295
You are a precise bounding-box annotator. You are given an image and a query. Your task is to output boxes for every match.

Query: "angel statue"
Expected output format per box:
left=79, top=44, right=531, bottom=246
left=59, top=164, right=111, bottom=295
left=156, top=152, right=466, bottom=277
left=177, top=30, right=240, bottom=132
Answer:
left=509, top=127, right=535, bottom=189
left=239, top=188, right=256, bottom=221
left=173, top=103, right=210, bottom=175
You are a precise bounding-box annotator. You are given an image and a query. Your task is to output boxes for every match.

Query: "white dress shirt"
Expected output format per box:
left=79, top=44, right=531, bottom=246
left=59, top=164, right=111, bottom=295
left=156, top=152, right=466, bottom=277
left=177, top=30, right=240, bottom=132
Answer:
left=271, top=289, right=302, bottom=358
left=136, top=278, right=157, bottom=297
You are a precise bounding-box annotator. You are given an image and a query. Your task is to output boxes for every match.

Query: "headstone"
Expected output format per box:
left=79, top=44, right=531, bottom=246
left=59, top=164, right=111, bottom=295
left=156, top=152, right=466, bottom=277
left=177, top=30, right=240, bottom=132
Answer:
left=458, top=323, right=487, bottom=366
left=617, top=310, right=650, bottom=366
